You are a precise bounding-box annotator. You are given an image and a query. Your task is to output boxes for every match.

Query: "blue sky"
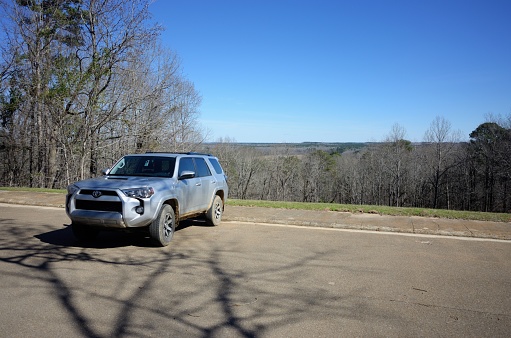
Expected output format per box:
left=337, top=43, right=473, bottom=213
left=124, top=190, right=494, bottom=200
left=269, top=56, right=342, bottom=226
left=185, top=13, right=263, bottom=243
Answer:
left=149, top=0, right=511, bottom=143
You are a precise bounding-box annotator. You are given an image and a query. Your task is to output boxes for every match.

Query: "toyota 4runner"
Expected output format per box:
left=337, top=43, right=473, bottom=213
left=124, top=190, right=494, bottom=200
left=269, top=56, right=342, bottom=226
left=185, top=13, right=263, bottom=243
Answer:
left=66, top=152, right=228, bottom=246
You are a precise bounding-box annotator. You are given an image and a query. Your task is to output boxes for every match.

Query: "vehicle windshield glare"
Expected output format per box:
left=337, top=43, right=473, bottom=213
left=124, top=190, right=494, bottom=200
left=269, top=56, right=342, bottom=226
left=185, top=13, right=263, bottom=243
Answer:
left=108, top=156, right=176, bottom=177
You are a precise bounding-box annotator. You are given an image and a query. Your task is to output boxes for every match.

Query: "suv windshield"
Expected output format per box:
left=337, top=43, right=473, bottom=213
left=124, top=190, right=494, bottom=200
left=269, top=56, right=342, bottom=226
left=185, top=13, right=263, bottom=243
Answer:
left=109, top=156, right=176, bottom=177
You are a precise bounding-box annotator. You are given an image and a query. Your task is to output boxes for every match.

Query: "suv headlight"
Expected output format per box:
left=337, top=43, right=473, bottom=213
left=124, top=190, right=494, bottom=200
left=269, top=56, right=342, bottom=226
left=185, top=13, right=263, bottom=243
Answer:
left=122, top=187, right=154, bottom=199
left=67, top=184, right=80, bottom=195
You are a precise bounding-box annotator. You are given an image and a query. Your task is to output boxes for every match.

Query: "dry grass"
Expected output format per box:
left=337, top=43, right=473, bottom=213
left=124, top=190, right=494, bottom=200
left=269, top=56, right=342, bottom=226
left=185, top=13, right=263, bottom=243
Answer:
left=227, top=199, right=511, bottom=222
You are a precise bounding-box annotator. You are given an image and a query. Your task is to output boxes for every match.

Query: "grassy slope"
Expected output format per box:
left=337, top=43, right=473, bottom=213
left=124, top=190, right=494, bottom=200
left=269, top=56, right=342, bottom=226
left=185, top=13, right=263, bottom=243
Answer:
left=1, top=187, right=510, bottom=222
left=227, top=199, right=511, bottom=222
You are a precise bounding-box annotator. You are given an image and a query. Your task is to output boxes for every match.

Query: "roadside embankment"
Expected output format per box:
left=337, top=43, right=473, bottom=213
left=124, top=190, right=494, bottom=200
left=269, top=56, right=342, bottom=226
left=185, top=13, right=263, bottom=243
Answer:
left=1, top=190, right=510, bottom=240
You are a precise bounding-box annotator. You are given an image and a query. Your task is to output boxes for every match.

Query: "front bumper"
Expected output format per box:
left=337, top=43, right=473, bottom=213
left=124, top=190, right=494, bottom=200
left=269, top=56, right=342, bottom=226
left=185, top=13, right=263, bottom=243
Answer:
left=66, top=189, right=154, bottom=228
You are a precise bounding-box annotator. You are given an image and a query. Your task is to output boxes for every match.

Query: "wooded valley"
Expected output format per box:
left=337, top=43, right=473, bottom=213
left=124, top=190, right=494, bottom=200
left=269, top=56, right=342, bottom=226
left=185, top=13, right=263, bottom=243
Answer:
left=1, top=1, right=510, bottom=213
left=207, top=117, right=511, bottom=214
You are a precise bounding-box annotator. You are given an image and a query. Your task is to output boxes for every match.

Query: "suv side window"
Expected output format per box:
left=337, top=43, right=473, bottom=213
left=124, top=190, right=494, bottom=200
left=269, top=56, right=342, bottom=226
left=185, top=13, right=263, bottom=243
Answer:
left=194, top=158, right=212, bottom=177
left=208, top=158, right=224, bottom=174
left=178, top=157, right=195, bottom=177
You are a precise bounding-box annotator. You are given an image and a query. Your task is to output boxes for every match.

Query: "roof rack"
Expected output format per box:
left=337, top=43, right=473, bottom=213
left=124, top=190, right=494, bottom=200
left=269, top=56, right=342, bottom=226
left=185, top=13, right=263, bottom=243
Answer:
left=145, top=151, right=213, bottom=156
left=183, top=152, right=213, bottom=156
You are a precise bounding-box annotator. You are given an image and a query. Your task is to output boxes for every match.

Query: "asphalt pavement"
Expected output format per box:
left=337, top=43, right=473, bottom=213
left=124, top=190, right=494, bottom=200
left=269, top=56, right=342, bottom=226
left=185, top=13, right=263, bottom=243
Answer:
left=2, top=203, right=510, bottom=337
left=1, top=190, right=510, bottom=240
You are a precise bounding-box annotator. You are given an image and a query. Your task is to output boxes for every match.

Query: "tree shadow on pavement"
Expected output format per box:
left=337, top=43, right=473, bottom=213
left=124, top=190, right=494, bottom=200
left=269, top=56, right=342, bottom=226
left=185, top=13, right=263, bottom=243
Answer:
left=1, top=216, right=395, bottom=338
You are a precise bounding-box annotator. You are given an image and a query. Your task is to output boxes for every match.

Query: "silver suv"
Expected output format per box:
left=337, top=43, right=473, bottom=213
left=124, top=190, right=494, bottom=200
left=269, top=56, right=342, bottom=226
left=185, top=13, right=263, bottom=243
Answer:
left=66, top=152, right=228, bottom=246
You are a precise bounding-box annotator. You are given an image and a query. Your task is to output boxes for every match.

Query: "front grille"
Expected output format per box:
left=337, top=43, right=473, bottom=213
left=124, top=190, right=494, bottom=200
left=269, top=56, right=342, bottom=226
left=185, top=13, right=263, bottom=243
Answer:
left=79, top=190, right=119, bottom=197
left=75, top=200, right=122, bottom=212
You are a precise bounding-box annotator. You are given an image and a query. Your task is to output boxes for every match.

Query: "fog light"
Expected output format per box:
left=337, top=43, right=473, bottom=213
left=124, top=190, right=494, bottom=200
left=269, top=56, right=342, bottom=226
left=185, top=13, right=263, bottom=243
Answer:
left=135, top=206, right=144, bottom=214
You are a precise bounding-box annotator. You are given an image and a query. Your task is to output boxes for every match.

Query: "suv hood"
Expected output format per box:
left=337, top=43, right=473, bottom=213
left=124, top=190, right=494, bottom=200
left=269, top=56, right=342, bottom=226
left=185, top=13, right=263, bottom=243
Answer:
left=74, top=176, right=173, bottom=190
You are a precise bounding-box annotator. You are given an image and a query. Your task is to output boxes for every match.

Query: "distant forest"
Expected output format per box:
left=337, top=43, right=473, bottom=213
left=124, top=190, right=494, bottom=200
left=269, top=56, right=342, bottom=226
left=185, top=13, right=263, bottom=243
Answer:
left=1, top=1, right=510, bottom=213
left=206, top=117, right=511, bottom=214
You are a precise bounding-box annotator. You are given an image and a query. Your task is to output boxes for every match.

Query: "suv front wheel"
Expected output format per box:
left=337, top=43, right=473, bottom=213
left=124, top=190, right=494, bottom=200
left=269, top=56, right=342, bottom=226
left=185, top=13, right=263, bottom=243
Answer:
left=149, top=204, right=175, bottom=246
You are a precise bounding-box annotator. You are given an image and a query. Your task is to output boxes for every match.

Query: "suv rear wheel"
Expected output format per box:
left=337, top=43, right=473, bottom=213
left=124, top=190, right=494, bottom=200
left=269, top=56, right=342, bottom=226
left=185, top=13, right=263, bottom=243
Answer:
left=206, top=195, right=223, bottom=226
left=149, top=204, right=175, bottom=246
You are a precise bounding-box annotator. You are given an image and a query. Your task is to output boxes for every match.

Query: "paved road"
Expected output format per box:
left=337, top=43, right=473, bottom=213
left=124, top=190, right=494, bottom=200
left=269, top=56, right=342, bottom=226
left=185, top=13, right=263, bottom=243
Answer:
left=1, top=204, right=510, bottom=337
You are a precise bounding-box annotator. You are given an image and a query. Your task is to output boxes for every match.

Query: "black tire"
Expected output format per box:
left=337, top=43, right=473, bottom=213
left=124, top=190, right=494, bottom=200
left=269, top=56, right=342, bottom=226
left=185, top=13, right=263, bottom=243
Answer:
left=206, top=195, right=223, bottom=226
left=149, top=204, right=175, bottom=247
left=72, top=223, right=99, bottom=242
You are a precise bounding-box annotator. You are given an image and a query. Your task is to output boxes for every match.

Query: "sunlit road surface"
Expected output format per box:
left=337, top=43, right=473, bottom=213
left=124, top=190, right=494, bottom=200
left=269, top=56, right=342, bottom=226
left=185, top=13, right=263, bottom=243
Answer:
left=1, top=204, right=510, bottom=337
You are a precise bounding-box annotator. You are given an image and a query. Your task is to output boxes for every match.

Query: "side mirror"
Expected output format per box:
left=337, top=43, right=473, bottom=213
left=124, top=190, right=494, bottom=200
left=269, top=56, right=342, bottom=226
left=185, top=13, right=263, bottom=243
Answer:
left=101, top=168, right=110, bottom=175
left=179, top=170, right=196, bottom=180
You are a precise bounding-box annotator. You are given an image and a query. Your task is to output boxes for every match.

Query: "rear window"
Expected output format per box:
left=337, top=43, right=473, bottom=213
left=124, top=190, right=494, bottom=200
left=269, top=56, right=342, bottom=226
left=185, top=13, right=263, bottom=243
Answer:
left=208, top=158, right=224, bottom=174
left=194, top=158, right=212, bottom=177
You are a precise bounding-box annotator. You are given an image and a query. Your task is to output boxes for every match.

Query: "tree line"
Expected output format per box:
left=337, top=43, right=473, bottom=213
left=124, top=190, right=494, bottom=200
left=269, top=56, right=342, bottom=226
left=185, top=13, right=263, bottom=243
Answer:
left=1, top=0, right=203, bottom=188
left=209, top=115, right=511, bottom=214
left=1, top=1, right=510, bottom=214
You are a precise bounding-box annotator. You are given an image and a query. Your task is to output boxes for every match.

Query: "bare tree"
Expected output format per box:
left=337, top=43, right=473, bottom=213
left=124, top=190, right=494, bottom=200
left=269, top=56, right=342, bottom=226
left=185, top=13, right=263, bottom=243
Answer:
left=71, top=0, right=161, bottom=179
left=380, top=123, right=411, bottom=207
left=423, top=116, right=463, bottom=208
left=0, top=0, right=208, bottom=188
left=300, top=150, right=336, bottom=203
left=272, top=150, right=301, bottom=201
left=163, top=79, right=204, bottom=152
left=1, top=0, right=85, bottom=186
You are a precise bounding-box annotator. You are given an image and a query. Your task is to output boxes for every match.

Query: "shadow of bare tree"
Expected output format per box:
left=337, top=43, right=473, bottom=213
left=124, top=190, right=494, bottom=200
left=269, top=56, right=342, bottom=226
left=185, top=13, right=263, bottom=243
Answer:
left=0, top=213, right=391, bottom=337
